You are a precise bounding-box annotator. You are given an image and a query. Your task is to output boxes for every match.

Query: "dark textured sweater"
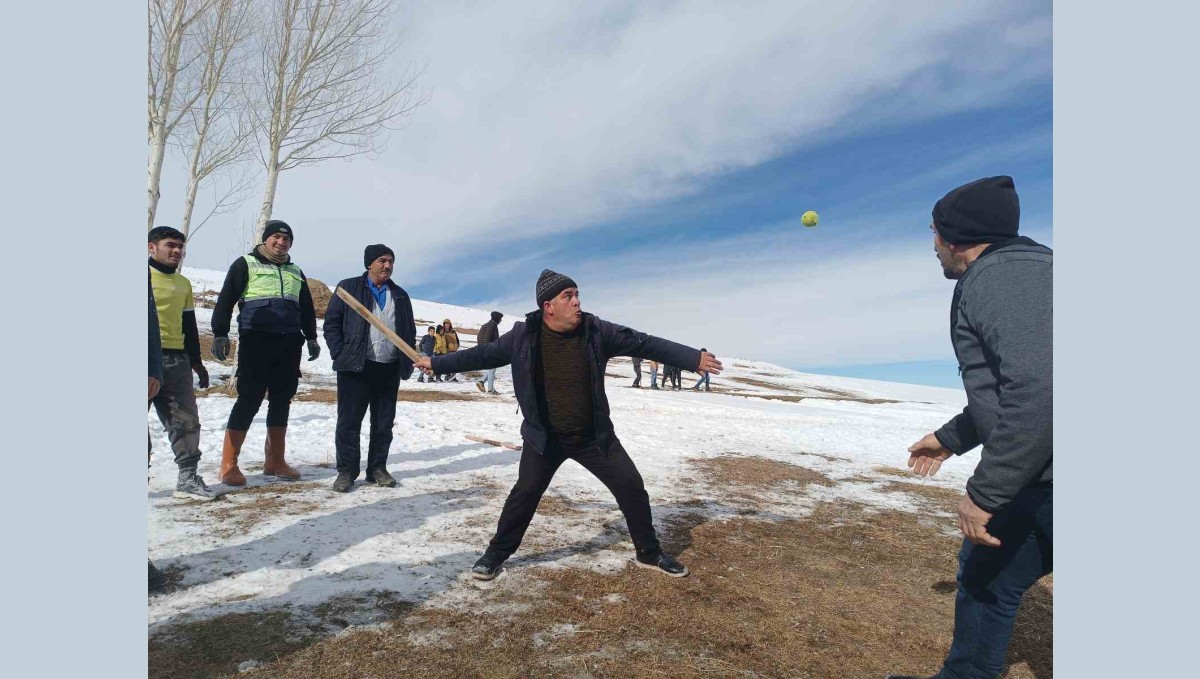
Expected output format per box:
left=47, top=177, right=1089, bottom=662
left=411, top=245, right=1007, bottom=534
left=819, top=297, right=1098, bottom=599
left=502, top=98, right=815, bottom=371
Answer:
left=536, top=323, right=594, bottom=449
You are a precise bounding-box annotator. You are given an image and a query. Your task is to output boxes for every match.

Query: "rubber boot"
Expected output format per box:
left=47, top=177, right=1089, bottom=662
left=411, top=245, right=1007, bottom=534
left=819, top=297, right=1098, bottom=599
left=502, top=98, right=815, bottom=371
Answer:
left=219, top=429, right=248, bottom=486
left=263, top=426, right=301, bottom=480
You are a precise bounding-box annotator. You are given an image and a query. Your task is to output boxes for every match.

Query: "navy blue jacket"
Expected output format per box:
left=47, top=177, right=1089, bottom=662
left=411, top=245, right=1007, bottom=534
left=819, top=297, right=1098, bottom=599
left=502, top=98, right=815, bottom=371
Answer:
left=324, top=273, right=416, bottom=379
left=433, top=310, right=701, bottom=455
left=419, top=334, right=436, bottom=355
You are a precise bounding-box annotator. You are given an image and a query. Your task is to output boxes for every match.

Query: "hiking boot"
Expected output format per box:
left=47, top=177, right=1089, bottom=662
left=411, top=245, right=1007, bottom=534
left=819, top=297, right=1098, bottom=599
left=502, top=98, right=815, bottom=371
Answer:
left=471, top=553, right=506, bottom=581
left=487, top=389, right=500, bottom=395
left=634, top=551, right=689, bottom=578
left=370, top=468, right=397, bottom=488
left=476, top=381, right=485, bottom=392
left=331, top=472, right=355, bottom=493
left=651, top=385, right=660, bottom=390
left=174, top=469, right=218, bottom=501
left=149, top=560, right=167, bottom=592
left=705, top=385, right=711, bottom=392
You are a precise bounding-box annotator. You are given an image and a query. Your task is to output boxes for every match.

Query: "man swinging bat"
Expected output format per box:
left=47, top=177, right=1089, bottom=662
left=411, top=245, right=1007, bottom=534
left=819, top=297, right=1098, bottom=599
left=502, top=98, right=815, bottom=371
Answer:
left=413, top=269, right=723, bottom=580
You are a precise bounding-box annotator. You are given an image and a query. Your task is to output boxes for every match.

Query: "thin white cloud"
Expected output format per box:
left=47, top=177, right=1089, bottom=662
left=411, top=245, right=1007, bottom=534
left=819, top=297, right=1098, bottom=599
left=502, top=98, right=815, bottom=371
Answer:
left=481, top=213, right=1053, bottom=369
left=166, top=0, right=1052, bottom=279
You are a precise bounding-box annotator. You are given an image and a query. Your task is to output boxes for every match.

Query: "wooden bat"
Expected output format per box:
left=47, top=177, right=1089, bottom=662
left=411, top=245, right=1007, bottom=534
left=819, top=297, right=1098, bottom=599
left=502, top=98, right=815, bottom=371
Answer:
left=465, top=434, right=522, bottom=451
left=334, top=286, right=424, bottom=363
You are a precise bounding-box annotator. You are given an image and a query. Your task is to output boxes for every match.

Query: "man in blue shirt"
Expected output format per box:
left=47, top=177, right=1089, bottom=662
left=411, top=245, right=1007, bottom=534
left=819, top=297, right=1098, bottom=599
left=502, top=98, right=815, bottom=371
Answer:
left=323, top=245, right=417, bottom=493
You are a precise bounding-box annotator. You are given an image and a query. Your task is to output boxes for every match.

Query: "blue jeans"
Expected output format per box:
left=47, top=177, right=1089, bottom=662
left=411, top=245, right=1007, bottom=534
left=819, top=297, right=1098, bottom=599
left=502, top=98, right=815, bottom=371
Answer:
left=937, top=483, right=1053, bottom=679
left=479, top=368, right=496, bottom=392
left=650, top=368, right=659, bottom=388
left=693, top=372, right=710, bottom=389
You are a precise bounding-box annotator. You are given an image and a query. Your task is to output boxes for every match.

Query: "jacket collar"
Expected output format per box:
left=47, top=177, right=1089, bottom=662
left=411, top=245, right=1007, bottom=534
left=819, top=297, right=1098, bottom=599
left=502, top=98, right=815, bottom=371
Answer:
left=247, top=246, right=292, bottom=266
left=974, top=236, right=1047, bottom=265
left=523, top=309, right=595, bottom=335
left=148, top=257, right=176, bottom=275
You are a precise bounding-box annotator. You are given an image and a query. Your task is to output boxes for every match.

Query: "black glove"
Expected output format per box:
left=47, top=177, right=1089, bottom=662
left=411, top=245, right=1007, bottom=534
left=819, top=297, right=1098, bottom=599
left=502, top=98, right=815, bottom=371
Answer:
left=192, top=362, right=210, bottom=389
left=212, top=337, right=230, bottom=361
left=307, top=339, right=321, bottom=361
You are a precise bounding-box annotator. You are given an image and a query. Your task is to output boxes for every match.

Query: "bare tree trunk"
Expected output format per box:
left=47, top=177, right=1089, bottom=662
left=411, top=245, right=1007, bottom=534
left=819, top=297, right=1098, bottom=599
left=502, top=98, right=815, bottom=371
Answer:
left=149, top=0, right=215, bottom=231
left=255, top=161, right=280, bottom=240
left=249, top=0, right=426, bottom=238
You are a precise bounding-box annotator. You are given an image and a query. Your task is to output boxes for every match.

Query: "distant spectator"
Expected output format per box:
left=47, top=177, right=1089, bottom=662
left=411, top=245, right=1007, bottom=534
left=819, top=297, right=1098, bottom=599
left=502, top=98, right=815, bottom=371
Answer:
left=475, top=311, right=503, bottom=394
left=418, top=326, right=436, bottom=383
left=631, top=357, right=643, bottom=388
left=441, top=319, right=461, bottom=382
left=692, top=348, right=712, bottom=391
left=433, top=326, right=448, bottom=381
left=648, top=360, right=660, bottom=390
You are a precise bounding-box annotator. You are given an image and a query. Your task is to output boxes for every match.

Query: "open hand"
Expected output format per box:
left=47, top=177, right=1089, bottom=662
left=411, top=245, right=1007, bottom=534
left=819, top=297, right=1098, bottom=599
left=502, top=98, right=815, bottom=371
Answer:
left=698, top=351, right=723, bottom=375
left=907, top=432, right=952, bottom=477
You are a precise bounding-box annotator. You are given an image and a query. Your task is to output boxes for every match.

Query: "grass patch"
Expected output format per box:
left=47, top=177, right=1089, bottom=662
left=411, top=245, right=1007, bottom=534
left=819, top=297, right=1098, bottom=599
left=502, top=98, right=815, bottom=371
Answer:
left=206, top=482, right=324, bottom=537
left=149, top=611, right=316, bottom=679
left=232, top=501, right=1051, bottom=679
left=691, top=455, right=834, bottom=510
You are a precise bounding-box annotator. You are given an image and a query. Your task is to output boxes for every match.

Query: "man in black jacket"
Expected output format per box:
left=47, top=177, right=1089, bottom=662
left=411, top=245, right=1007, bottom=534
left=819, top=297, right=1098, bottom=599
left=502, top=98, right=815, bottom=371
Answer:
left=323, top=245, right=416, bottom=492
left=889, top=177, right=1052, bottom=679
left=475, top=311, right=503, bottom=394
left=415, top=269, right=723, bottom=580
left=210, top=220, right=319, bottom=485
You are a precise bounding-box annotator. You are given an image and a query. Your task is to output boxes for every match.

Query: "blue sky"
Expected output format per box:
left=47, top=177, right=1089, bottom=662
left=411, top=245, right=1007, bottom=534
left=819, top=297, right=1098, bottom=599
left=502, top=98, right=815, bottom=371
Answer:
left=165, top=0, right=1053, bottom=388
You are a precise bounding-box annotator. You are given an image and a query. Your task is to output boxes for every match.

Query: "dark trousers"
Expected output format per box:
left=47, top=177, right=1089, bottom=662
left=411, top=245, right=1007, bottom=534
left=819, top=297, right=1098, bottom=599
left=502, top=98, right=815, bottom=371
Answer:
left=148, top=351, right=201, bottom=470
left=937, top=483, right=1053, bottom=679
left=487, top=438, right=661, bottom=560
left=334, top=360, right=400, bottom=479
left=632, top=358, right=642, bottom=387
left=227, top=333, right=303, bottom=430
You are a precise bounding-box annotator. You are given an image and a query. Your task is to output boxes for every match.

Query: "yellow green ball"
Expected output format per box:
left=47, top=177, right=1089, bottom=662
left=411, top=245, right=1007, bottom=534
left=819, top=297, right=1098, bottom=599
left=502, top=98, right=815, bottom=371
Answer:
left=801, top=210, right=819, bottom=227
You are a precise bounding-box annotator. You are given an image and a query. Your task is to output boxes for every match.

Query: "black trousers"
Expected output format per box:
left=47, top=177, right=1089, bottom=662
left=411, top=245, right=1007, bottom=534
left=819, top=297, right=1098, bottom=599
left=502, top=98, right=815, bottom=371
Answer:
left=227, top=333, right=303, bottom=430
left=335, top=360, right=401, bottom=479
left=486, top=437, right=661, bottom=560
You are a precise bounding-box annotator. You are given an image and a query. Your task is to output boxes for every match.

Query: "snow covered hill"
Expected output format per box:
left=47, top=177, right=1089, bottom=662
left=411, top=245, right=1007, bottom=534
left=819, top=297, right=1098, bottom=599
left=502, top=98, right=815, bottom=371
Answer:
left=149, top=267, right=978, bottom=673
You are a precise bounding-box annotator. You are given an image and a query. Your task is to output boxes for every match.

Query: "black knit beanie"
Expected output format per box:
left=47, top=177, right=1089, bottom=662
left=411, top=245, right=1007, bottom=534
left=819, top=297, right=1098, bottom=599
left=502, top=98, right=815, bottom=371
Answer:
left=262, top=219, right=294, bottom=242
left=491, top=311, right=503, bottom=323
left=932, top=176, right=1020, bottom=245
left=363, top=244, right=395, bottom=268
left=535, top=269, right=578, bottom=307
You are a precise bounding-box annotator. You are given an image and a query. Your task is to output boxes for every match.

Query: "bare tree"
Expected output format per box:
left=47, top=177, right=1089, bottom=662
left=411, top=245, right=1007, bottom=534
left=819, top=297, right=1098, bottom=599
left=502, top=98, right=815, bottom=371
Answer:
left=148, top=0, right=217, bottom=231
left=251, top=0, right=426, bottom=237
left=172, top=0, right=259, bottom=245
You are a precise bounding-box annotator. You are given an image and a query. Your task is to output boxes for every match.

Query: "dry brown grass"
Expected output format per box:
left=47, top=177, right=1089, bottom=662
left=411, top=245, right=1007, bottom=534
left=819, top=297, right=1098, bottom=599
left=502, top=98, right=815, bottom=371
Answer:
left=691, top=455, right=833, bottom=512
left=217, top=502, right=1050, bottom=679
left=729, top=375, right=789, bottom=390
left=149, top=458, right=1051, bottom=678
left=307, top=278, right=332, bottom=319
left=879, top=481, right=965, bottom=510
left=149, top=611, right=317, bottom=679
left=294, top=388, right=484, bottom=404
left=205, top=482, right=324, bottom=538
left=692, top=455, right=834, bottom=491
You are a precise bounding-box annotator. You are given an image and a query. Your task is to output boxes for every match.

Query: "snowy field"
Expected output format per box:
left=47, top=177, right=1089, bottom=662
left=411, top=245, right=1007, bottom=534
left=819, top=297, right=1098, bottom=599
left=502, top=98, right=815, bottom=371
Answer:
left=150, top=268, right=973, bottom=644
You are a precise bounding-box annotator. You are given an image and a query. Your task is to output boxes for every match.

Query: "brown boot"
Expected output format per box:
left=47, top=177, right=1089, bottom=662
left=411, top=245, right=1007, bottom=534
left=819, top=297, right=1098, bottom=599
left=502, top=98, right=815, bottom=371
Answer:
left=263, top=426, right=301, bottom=480
left=219, top=429, right=248, bottom=486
